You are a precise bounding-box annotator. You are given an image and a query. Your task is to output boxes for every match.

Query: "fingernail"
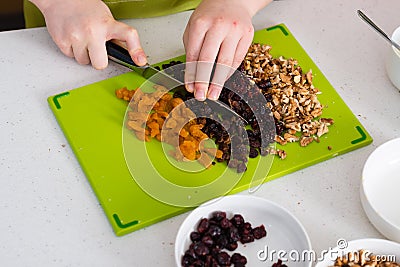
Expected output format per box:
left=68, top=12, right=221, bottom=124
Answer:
left=137, top=54, right=147, bottom=65
left=207, top=89, right=220, bottom=100
left=195, top=89, right=206, bottom=101
left=186, top=83, right=194, bottom=93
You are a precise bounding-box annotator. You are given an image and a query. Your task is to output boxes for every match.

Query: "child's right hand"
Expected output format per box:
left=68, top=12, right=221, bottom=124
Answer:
left=32, top=0, right=147, bottom=69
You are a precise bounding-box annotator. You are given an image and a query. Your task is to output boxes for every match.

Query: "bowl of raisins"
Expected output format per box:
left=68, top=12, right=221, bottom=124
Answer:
left=175, top=195, right=312, bottom=267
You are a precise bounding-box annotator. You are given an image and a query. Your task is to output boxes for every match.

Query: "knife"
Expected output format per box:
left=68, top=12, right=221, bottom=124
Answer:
left=105, top=40, right=182, bottom=89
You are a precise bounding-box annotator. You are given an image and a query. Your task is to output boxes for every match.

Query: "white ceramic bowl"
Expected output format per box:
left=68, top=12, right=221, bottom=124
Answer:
left=315, top=238, right=400, bottom=267
left=175, top=195, right=312, bottom=267
left=386, top=26, right=400, bottom=90
left=360, top=138, right=400, bottom=242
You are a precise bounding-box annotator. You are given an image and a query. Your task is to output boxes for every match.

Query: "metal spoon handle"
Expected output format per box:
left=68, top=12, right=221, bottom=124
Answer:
left=357, top=10, right=400, bottom=51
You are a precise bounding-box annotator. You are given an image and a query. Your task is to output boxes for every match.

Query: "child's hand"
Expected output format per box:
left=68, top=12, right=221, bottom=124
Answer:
left=183, top=0, right=271, bottom=101
left=36, top=0, right=147, bottom=69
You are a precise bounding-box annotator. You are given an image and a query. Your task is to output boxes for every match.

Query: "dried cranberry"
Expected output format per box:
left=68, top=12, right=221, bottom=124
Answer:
left=205, top=255, right=218, bottom=267
left=211, top=211, right=226, bottom=221
left=201, top=235, right=214, bottom=247
left=240, top=234, right=255, bottom=244
left=182, top=210, right=268, bottom=266
left=249, top=147, right=259, bottom=158
left=184, top=248, right=197, bottom=259
left=225, top=241, right=238, bottom=251
left=252, top=225, right=267, bottom=239
left=194, top=242, right=209, bottom=257
left=192, top=259, right=204, bottom=267
left=206, top=224, right=222, bottom=238
left=228, top=226, right=240, bottom=242
left=190, top=231, right=202, bottom=242
left=231, top=252, right=247, bottom=267
left=216, top=252, right=231, bottom=266
left=215, top=235, right=228, bottom=249
left=272, top=259, right=288, bottom=267
left=182, top=254, right=195, bottom=267
left=219, top=217, right=232, bottom=229
left=230, top=214, right=245, bottom=227
left=197, top=218, right=210, bottom=234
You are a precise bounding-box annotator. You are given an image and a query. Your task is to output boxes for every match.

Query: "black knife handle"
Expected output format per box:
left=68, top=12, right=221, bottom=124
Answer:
left=105, top=41, right=138, bottom=67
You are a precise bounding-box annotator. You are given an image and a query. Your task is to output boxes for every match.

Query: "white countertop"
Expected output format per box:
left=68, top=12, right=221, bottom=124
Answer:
left=1, top=0, right=400, bottom=266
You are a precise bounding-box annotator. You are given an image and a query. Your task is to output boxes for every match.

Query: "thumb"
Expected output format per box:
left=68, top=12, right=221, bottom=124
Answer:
left=108, top=21, right=148, bottom=66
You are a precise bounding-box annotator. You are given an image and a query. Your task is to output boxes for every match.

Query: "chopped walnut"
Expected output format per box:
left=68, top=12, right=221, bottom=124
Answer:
left=331, top=249, right=400, bottom=267
left=242, top=43, right=334, bottom=151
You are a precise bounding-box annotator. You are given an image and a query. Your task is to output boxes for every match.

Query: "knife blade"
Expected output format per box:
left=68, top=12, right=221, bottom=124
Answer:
left=106, top=41, right=182, bottom=89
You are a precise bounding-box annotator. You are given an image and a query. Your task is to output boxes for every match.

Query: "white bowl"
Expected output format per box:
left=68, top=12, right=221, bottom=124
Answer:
left=360, top=138, right=400, bottom=242
left=386, top=26, right=400, bottom=90
left=315, top=238, right=400, bottom=267
left=175, top=195, right=312, bottom=267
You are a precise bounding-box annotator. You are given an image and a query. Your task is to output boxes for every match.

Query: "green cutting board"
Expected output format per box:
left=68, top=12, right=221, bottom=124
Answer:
left=48, top=24, right=372, bottom=236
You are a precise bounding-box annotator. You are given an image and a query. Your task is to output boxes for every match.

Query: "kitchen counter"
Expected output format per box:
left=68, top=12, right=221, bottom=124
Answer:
left=1, top=0, right=399, bottom=266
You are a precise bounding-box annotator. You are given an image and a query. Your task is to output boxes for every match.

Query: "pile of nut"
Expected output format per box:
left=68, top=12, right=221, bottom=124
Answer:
left=240, top=43, right=334, bottom=150
left=331, top=249, right=400, bottom=267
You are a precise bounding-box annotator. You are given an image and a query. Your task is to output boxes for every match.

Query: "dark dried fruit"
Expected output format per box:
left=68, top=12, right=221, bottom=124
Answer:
left=190, top=231, right=202, bottom=242
left=194, top=242, right=210, bottom=257
left=230, top=214, right=245, bottom=228
left=211, top=211, right=227, bottom=221
left=216, top=252, right=231, bottom=265
left=202, top=235, right=214, bottom=247
left=231, top=253, right=247, bottom=267
left=182, top=211, right=268, bottom=266
left=252, top=225, right=267, bottom=239
left=198, top=218, right=210, bottom=234
left=272, top=259, right=288, bottom=267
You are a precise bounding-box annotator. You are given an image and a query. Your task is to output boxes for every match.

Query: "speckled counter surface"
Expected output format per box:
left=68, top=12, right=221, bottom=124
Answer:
left=0, top=0, right=399, bottom=266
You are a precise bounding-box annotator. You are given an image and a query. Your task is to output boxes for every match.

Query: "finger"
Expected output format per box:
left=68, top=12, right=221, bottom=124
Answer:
left=57, top=41, right=74, bottom=58
left=184, top=61, right=197, bottom=93
left=109, top=21, right=147, bottom=66
left=194, top=29, right=225, bottom=101
left=230, top=34, right=253, bottom=76
left=71, top=42, right=90, bottom=65
left=207, top=36, right=241, bottom=100
left=183, top=21, right=208, bottom=93
left=88, top=38, right=108, bottom=70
